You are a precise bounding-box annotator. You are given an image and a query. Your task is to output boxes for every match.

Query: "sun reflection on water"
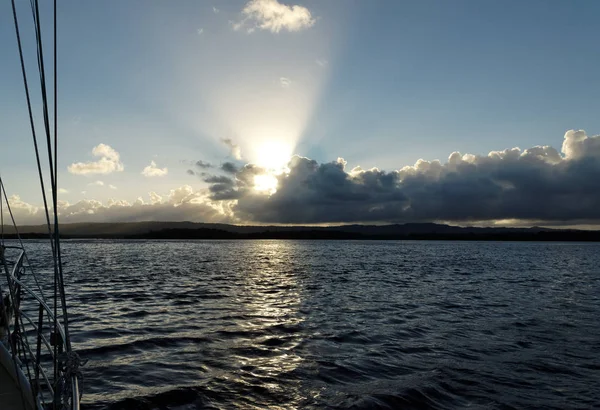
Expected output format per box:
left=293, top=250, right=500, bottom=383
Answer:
left=230, top=241, right=307, bottom=406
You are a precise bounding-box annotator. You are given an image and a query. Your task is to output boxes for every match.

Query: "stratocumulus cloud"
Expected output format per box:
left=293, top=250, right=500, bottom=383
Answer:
left=13, top=130, right=600, bottom=226
left=202, top=130, right=600, bottom=224
left=8, top=186, right=234, bottom=225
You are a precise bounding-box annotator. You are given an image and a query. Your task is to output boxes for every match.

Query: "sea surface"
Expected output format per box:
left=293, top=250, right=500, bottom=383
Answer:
left=22, top=240, right=600, bottom=409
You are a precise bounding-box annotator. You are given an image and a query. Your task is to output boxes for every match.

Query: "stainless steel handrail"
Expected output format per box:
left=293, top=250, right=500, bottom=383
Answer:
left=12, top=331, right=55, bottom=399
left=2, top=245, right=79, bottom=410
left=9, top=274, right=67, bottom=344
left=18, top=310, right=54, bottom=359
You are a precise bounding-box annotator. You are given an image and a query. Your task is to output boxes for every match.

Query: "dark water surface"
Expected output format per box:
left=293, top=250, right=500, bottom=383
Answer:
left=26, top=240, right=600, bottom=409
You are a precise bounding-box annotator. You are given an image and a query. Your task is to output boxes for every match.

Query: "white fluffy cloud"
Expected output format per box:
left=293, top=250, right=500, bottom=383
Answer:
left=68, top=144, right=124, bottom=175
left=149, top=192, right=163, bottom=205
left=561, top=129, right=600, bottom=160
left=7, top=186, right=234, bottom=225
left=88, top=180, right=104, bottom=187
left=142, top=161, right=168, bottom=177
left=233, top=0, right=315, bottom=33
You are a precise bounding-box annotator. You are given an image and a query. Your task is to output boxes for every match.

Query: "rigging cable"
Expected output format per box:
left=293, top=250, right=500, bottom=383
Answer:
left=28, top=0, right=72, bottom=357
left=0, top=178, right=32, bottom=410
left=51, top=0, right=60, bottom=403
left=9, top=0, right=56, bottom=255
left=9, top=1, right=72, bottom=407
left=52, top=0, right=72, bottom=354
left=8, top=0, right=53, bottom=305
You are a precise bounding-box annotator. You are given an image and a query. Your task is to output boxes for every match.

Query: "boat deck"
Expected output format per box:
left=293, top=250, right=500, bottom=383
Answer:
left=0, top=363, right=27, bottom=410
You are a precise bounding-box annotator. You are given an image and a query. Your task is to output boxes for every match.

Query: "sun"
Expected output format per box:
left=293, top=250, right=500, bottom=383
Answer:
left=254, top=140, right=293, bottom=171
left=254, top=174, right=278, bottom=194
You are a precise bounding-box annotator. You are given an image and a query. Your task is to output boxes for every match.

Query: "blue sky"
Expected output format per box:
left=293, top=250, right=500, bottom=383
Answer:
left=1, top=0, right=600, bottom=226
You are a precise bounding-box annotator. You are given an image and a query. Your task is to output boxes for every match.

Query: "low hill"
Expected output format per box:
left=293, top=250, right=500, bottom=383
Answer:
left=1, top=221, right=599, bottom=241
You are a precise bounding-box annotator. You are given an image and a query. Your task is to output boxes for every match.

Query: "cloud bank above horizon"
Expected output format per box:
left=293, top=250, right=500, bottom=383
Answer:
left=7, top=130, right=600, bottom=228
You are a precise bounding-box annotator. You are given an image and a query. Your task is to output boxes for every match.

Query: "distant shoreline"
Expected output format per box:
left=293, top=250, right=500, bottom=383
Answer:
left=3, top=227, right=600, bottom=242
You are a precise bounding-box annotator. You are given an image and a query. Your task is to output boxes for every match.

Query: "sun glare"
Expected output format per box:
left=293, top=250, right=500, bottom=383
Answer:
left=254, top=174, right=278, bottom=194
left=254, top=140, right=294, bottom=171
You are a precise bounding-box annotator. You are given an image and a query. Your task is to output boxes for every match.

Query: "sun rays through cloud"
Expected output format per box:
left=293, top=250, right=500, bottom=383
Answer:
left=253, top=139, right=295, bottom=171
left=10, top=2, right=598, bottom=229
left=253, top=174, right=279, bottom=194
left=207, top=59, right=329, bottom=172
left=148, top=0, right=335, bottom=179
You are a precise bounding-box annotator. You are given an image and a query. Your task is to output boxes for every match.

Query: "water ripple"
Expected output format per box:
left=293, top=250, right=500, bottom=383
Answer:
left=18, top=240, right=600, bottom=409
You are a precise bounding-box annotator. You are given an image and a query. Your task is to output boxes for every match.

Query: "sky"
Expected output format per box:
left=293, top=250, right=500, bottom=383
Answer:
left=1, top=0, right=600, bottom=227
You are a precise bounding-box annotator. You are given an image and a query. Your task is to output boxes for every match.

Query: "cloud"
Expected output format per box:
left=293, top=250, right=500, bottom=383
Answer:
left=316, top=59, right=328, bottom=67
left=561, top=129, right=600, bottom=160
left=233, top=0, right=315, bottom=33
left=221, top=162, right=239, bottom=174
left=7, top=195, right=38, bottom=218
left=68, top=144, right=124, bottom=175
left=142, top=161, right=169, bottom=177
left=280, top=77, right=292, bottom=88
left=196, top=160, right=213, bottom=169
left=88, top=180, right=105, bottom=187
left=221, top=138, right=242, bottom=160
left=197, top=28, right=204, bottom=35
left=200, top=130, right=600, bottom=225
left=187, top=160, right=214, bottom=176
left=109, top=184, right=117, bottom=190
left=16, top=129, right=600, bottom=227
left=204, top=175, right=234, bottom=184
left=58, top=188, right=69, bottom=194
left=149, top=192, right=163, bottom=205
left=7, top=186, right=234, bottom=225
left=213, top=6, right=219, bottom=14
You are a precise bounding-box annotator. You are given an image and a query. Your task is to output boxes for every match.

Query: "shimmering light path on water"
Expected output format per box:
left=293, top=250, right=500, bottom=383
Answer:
left=24, top=240, right=600, bottom=409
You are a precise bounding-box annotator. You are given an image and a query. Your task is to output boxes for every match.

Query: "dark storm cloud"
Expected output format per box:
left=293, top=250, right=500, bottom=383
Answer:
left=204, top=130, right=600, bottom=224
left=186, top=169, right=195, bottom=175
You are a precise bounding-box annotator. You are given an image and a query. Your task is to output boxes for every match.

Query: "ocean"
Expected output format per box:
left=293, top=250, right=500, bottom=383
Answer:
left=24, top=240, right=600, bottom=409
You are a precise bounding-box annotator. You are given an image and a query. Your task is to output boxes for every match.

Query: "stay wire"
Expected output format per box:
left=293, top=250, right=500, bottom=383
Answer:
left=29, top=0, right=64, bottom=402
left=9, top=0, right=56, bottom=253
left=52, top=0, right=71, bottom=353
left=0, top=178, right=46, bottom=301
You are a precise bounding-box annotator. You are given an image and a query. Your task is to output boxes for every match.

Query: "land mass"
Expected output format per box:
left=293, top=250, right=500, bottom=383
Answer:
left=1, top=222, right=600, bottom=241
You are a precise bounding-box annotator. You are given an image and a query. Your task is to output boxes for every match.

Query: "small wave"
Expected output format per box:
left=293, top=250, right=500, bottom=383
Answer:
left=85, top=386, right=216, bottom=410
left=78, top=336, right=211, bottom=356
